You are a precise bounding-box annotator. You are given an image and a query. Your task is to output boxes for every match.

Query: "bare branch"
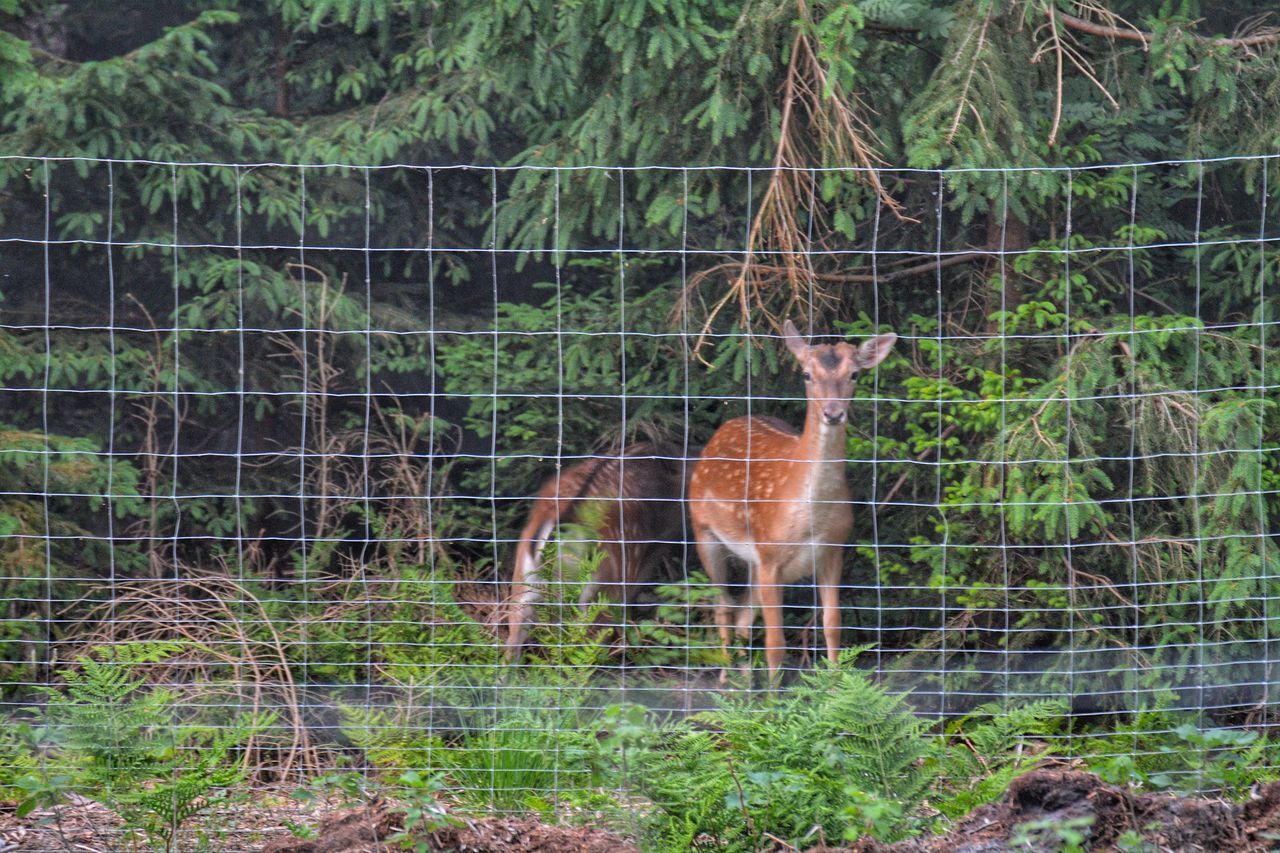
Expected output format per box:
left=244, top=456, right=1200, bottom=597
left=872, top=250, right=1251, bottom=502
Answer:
left=1046, top=3, right=1065, bottom=145
left=1057, top=9, right=1280, bottom=49
left=1055, top=9, right=1149, bottom=46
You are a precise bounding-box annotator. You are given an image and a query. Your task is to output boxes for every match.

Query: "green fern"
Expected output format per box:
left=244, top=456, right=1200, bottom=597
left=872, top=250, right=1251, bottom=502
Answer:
left=621, top=649, right=938, bottom=849
left=514, top=514, right=618, bottom=683
left=26, top=642, right=272, bottom=851
left=340, top=705, right=447, bottom=771
left=118, top=720, right=264, bottom=850
left=931, top=699, right=1067, bottom=819
left=0, top=722, right=41, bottom=799
left=376, top=562, right=497, bottom=685
left=37, top=643, right=190, bottom=789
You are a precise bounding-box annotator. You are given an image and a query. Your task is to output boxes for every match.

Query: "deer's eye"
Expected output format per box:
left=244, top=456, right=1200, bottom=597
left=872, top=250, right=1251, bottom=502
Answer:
left=802, top=371, right=812, bottom=382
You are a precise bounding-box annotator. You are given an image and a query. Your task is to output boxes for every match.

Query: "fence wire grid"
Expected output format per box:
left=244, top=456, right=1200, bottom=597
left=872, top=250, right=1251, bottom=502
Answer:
left=0, top=154, right=1278, bottom=820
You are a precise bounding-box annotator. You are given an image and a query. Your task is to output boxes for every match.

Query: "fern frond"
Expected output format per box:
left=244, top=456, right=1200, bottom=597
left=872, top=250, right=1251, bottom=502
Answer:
left=932, top=699, right=1067, bottom=818
left=623, top=651, right=937, bottom=846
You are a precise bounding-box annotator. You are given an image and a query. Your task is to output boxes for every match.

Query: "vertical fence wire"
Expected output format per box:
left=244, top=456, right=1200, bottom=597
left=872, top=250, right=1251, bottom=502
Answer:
left=1260, top=160, right=1273, bottom=712
left=1062, top=169, right=1076, bottom=756
left=1126, top=163, right=1141, bottom=758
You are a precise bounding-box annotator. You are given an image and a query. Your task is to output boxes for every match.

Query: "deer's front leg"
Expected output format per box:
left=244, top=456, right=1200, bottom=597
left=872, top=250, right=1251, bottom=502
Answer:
left=758, top=565, right=785, bottom=681
left=817, top=547, right=844, bottom=665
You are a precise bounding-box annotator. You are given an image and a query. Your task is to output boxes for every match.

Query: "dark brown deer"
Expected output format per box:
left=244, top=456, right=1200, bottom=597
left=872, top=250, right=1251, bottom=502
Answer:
left=688, top=321, right=896, bottom=680
left=503, top=441, right=689, bottom=661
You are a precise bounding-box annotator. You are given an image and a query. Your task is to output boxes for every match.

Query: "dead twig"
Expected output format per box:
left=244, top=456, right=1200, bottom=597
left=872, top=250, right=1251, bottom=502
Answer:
left=74, top=569, right=321, bottom=779
left=1057, top=8, right=1280, bottom=49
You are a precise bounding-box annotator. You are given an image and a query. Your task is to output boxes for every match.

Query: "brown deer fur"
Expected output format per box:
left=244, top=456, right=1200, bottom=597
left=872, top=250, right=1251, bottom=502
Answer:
left=503, top=442, right=689, bottom=661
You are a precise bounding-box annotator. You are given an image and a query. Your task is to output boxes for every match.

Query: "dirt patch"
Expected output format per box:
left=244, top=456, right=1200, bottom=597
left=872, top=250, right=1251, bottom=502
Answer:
left=850, top=769, right=1280, bottom=853
left=426, top=817, right=638, bottom=852
left=0, top=794, right=636, bottom=853
left=0, top=792, right=123, bottom=852
left=260, top=799, right=400, bottom=852
left=260, top=800, right=636, bottom=853
left=0, top=788, right=332, bottom=852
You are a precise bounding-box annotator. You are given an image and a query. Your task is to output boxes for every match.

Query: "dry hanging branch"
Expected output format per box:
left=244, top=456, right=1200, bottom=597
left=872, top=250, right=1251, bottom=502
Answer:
left=1031, top=1, right=1122, bottom=147
left=681, top=2, right=908, bottom=360
left=1056, top=6, right=1280, bottom=49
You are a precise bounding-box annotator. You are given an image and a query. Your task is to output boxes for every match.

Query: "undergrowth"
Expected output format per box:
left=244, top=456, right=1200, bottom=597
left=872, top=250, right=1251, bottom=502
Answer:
left=601, top=650, right=1072, bottom=850
left=319, top=622, right=1280, bottom=852
left=11, top=642, right=273, bottom=852
left=0, top=545, right=1271, bottom=851
left=4, top=631, right=1277, bottom=852
left=613, top=649, right=938, bottom=848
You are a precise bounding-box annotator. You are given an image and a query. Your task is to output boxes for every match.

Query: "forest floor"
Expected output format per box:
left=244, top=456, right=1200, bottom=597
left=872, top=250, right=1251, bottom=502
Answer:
left=4, top=769, right=1280, bottom=851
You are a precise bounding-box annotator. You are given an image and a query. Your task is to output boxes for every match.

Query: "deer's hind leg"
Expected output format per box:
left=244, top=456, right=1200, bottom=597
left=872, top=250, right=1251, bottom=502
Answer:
left=504, top=580, right=540, bottom=661
left=692, top=529, right=739, bottom=672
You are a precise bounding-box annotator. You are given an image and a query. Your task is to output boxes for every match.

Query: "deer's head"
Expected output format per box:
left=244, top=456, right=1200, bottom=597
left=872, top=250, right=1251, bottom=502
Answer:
left=783, top=320, right=896, bottom=426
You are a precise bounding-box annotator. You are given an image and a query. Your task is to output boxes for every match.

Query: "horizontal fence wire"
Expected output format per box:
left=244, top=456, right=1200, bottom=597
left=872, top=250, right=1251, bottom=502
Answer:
left=0, top=155, right=1276, bottom=824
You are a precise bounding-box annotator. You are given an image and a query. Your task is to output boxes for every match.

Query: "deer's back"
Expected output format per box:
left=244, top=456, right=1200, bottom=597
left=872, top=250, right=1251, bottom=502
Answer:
left=526, top=443, right=688, bottom=542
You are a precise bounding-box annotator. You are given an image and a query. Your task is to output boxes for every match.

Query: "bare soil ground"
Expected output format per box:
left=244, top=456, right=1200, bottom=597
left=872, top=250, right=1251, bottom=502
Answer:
left=0, top=791, right=639, bottom=853
left=258, top=800, right=637, bottom=853
left=852, top=769, right=1280, bottom=853
left=4, top=770, right=1280, bottom=851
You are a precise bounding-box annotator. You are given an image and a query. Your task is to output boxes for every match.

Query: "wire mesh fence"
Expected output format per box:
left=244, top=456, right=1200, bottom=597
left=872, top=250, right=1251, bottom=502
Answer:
left=0, top=154, right=1277, bottom=829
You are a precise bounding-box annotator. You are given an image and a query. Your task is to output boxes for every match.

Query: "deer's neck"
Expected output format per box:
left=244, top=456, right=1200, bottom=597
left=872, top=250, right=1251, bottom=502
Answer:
left=799, top=404, right=848, bottom=465
left=787, top=404, right=849, bottom=517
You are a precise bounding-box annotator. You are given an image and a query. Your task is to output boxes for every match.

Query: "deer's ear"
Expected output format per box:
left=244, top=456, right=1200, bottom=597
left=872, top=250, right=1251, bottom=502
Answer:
left=855, top=333, right=897, bottom=370
left=782, top=319, right=808, bottom=358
